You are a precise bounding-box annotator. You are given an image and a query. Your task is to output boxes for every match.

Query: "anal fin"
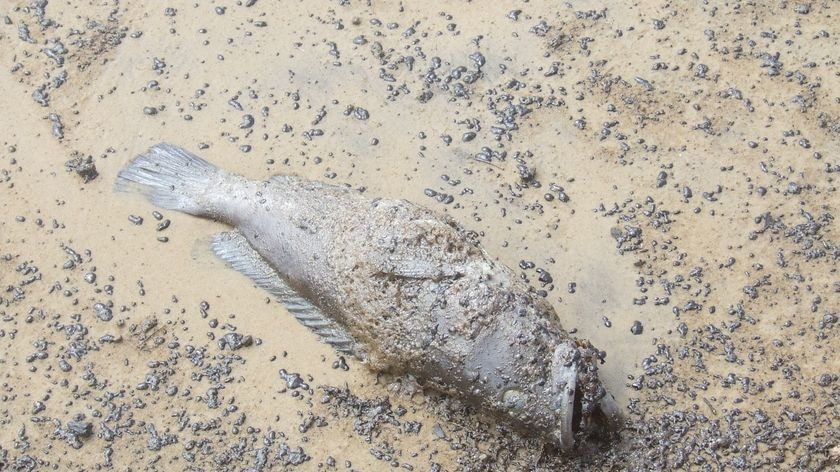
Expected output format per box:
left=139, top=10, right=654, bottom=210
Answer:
left=211, top=231, right=356, bottom=355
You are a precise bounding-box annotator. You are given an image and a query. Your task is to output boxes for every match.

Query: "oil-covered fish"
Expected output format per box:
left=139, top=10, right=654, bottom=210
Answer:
left=116, top=143, right=619, bottom=450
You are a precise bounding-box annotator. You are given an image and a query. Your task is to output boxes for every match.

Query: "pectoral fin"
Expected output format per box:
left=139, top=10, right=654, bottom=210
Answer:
left=211, top=231, right=356, bottom=354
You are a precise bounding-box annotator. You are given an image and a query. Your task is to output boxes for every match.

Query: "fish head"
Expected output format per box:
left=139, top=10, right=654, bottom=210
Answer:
left=548, top=343, right=621, bottom=452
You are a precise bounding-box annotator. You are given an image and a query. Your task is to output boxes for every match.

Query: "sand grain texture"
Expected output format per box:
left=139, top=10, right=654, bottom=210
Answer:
left=1, top=1, right=838, bottom=470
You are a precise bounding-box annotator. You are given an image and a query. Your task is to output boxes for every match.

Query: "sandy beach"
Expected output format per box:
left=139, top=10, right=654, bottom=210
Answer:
left=1, top=1, right=838, bottom=470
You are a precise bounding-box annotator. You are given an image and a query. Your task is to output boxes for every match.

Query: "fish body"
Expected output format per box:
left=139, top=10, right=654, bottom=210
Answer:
left=116, top=143, right=618, bottom=450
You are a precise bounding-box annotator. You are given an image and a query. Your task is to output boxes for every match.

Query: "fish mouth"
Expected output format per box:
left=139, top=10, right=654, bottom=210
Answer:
left=552, top=345, right=620, bottom=452
left=554, top=363, right=580, bottom=452
left=556, top=373, right=620, bottom=452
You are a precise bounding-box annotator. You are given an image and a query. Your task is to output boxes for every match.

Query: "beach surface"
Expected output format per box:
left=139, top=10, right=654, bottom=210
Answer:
left=1, top=1, right=838, bottom=470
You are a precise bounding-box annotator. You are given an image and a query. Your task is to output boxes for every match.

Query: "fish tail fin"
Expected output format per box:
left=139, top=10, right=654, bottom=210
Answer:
left=115, top=143, right=221, bottom=216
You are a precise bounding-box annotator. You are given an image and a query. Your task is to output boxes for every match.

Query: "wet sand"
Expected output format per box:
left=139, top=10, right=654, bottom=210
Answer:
left=1, top=1, right=838, bottom=470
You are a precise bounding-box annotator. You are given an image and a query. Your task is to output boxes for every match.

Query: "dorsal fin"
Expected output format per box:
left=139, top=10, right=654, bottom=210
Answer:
left=211, top=231, right=356, bottom=354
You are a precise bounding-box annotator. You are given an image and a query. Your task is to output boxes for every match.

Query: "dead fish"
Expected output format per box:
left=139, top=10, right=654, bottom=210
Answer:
left=115, top=143, right=619, bottom=450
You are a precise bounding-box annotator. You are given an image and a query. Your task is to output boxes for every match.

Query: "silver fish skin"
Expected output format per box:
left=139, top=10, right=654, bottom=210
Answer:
left=115, top=143, right=619, bottom=450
